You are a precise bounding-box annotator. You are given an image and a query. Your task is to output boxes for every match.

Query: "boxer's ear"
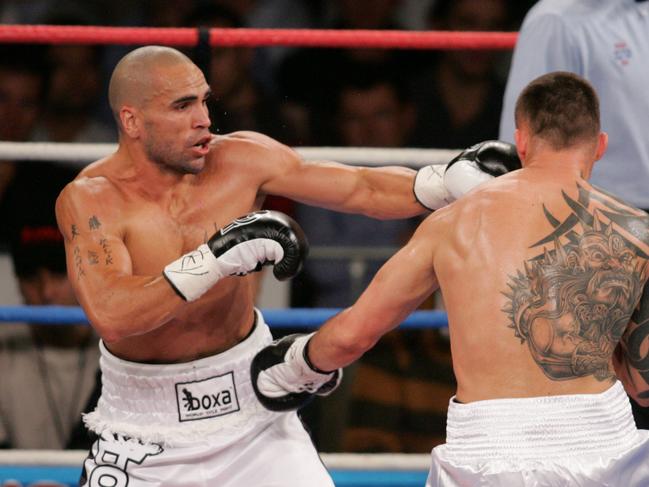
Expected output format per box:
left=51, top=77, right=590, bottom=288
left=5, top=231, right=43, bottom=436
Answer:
left=120, top=106, right=139, bottom=138
left=595, top=132, right=608, bottom=161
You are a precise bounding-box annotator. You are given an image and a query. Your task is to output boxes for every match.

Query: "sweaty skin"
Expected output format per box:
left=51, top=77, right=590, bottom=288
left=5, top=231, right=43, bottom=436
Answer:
left=55, top=46, right=423, bottom=363
left=307, top=125, right=649, bottom=406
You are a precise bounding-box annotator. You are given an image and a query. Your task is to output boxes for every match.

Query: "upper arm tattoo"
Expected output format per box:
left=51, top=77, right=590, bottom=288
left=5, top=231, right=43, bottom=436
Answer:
left=73, top=245, right=85, bottom=280
left=89, top=215, right=101, bottom=230
left=502, top=183, right=649, bottom=382
left=87, top=250, right=99, bottom=265
left=70, top=212, right=114, bottom=273
left=100, top=238, right=113, bottom=265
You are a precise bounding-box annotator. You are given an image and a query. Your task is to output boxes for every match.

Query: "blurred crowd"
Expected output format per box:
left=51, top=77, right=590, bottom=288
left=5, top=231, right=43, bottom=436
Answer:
left=0, top=0, right=537, bottom=454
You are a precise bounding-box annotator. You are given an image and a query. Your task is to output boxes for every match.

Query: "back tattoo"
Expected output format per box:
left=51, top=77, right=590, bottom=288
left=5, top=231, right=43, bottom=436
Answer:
left=502, top=184, right=649, bottom=382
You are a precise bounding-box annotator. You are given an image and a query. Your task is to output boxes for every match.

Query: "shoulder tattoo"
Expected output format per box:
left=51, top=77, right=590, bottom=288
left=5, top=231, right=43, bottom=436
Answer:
left=502, top=183, right=649, bottom=382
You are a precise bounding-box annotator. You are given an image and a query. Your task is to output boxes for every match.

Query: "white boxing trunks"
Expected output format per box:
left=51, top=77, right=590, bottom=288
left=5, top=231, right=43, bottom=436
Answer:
left=427, top=381, right=649, bottom=486
left=80, top=310, right=334, bottom=487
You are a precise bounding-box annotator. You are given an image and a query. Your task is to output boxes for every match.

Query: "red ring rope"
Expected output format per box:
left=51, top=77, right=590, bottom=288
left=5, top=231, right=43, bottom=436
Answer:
left=0, top=25, right=517, bottom=50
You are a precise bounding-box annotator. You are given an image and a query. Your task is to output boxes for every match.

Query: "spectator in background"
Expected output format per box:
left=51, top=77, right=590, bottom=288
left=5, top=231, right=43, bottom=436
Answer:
left=276, top=0, right=414, bottom=145
left=498, top=0, right=649, bottom=429
left=410, top=0, right=510, bottom=149
left=0, top=165, right=100, bottom=449
left=184, top=4, right=297, bottom=144
left=330, top=67, right=456, bottom=451
left=241, top=0, right=323, bottom=93
left=0, top=45, right=49, bottom=247
left=293, top=65, right=418, bottom=309
left=205, top=0, right=260, bottom=20
left=291, top=65, right=421, bottom=451
left=0, top=0, right=52, bottom=23
left=31, top=12, right=114, bottom=144
left=0, top=45, right=46, bottom=144
left=142, top=0, right=194, bottom=27
left=342, top=326, right=455, bottom=452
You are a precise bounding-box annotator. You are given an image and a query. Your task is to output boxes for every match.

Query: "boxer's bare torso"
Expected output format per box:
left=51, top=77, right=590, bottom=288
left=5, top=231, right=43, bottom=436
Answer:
left=56, top=135, right=419, bottom=364
left=56, top=134, right=278, bottom=362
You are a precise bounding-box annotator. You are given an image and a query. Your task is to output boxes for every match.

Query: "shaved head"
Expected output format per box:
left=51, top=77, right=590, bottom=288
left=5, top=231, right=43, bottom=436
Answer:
left=107, top=45, right=212, bottom=173
left=108, top=46, right=195, bottom=127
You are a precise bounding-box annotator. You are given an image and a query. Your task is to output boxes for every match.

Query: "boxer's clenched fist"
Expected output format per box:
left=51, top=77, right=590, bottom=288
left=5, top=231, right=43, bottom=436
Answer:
left=164, top=210, right=308, bottom=301
left=413, top=140, right=521, bottom=210
left=251, top=333, right=342, bottom=411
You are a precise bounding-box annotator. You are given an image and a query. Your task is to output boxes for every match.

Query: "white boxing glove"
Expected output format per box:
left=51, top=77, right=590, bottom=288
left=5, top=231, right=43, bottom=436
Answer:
left=413, top=163, right=453, bottom=210
left=413, top=140, right=521, bottom=210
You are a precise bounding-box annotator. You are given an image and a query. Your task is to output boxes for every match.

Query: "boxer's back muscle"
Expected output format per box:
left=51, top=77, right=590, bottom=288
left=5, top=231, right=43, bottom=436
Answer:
left=432, top=170, right=649, bottom=402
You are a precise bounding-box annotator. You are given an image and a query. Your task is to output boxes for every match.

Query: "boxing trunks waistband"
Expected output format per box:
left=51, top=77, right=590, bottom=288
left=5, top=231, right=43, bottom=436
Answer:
left=83, top=309, right=282, bottom=446
left=442, top=381, right=642, bottom=462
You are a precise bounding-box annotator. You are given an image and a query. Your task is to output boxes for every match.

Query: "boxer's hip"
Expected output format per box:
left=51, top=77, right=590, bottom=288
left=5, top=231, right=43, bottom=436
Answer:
left=84, top=309, right=283, bottom=447
left=440, top=381, right=640, bottom=461
left=427, top=381, right=649, bottom=486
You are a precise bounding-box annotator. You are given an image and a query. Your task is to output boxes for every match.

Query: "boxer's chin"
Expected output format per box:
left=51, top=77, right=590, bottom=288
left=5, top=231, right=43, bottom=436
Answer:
left=161, top=154, right=206, bottom=175
left=182, top=155, right=207, bottom=175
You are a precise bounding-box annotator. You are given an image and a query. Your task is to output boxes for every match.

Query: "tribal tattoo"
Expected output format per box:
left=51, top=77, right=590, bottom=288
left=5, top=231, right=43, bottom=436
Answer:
left=622, top=284, right=649, bottom=400
left=502, top=184, right=649, bottom=382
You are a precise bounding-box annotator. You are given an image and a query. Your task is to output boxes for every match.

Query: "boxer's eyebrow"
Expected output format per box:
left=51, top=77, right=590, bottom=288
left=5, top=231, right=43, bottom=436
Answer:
left=172, top=89, right=212, bottom=107
left=172, top=95, right=198, bottom=106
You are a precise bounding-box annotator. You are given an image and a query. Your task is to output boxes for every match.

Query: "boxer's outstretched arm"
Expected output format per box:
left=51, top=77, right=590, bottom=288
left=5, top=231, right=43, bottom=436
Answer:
left=226, top=131, right=424, bottom=219
left=307, top=214, right=440, bottom=371
left=56, top=182, right=185, bottom=343
left=614, top=285, right=649, bottom=407
left=246, top=133, right=520, bottom=220
left=263, top=158, right=423, bottom=220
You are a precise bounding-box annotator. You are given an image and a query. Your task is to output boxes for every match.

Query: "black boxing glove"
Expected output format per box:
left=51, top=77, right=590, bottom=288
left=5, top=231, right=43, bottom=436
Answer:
left=444, top=140, right=521, bottom=199
left=413, top=140, right=521, bottom=210
left=251, top=333, right=342, bottom=411
left=163, top=210, right=308, bottom=301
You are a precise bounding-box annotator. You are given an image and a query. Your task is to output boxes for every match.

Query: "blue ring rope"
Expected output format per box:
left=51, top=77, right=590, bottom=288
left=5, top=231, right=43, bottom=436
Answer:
left=0, top=305, right=448, bottom=328
left=0, top=465, right=428, bottom=487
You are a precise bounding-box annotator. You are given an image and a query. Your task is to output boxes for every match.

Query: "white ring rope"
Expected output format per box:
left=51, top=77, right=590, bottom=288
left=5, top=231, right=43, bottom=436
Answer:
left=322, top=453, right=430, bottom=471
left=0, top=141, right=458, bottom=167
left=0, top=450, right=430, bottom=471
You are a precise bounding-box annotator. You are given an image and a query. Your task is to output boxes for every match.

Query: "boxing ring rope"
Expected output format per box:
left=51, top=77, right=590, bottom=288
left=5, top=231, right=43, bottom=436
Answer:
left=0, top=141, right=458, bottom=167
left=0, top=305, right=448, bottom=328
left=0, top=24, right=517, bottom=50
left=0, top=21, right=510, bottom=487
left=0, top=450, right=430, bottom=469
